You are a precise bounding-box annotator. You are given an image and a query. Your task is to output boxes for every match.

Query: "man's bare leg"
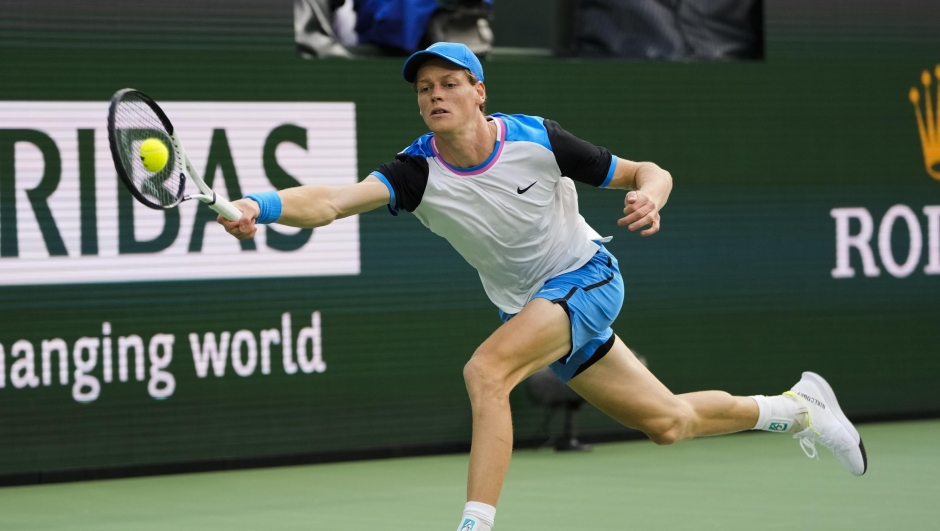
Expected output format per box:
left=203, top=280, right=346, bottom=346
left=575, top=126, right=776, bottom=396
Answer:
left=458, top=307, right=808, bottom=531
left=568, top=337, right=868, bottom=476
left=460, top=298, right=573, bottom=527
left=567, top=335, right=759, bottom=444
left=458, top=308, right=764, bottom=530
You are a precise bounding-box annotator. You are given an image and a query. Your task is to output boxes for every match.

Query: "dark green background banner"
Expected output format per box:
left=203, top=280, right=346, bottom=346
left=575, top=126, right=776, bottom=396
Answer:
left=1, top=1, right=939, bottom=479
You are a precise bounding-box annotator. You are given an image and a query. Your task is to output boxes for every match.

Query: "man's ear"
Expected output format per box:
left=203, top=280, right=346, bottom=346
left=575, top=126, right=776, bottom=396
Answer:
left=477, top=81, right=487, bottom=105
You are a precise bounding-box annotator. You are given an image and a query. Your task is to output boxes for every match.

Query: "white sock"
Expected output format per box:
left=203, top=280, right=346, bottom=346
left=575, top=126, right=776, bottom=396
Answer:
left=750, top=394, right=808, bottom=433
left=456, top=501, right=496, bottom=531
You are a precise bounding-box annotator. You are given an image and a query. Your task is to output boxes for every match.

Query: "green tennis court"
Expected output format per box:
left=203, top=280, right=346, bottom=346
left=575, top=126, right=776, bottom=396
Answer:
left=0, top=420, right=934, bottom=530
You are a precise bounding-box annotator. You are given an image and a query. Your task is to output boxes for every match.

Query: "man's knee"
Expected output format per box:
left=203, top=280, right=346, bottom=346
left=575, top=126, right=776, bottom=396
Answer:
left=463, top=353, right=512, bottom=403
left=643, top=403, right=695, bottom=446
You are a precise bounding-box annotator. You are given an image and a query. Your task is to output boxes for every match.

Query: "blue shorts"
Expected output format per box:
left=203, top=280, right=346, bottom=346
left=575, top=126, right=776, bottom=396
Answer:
left=499, top=244, right=624, bottom=383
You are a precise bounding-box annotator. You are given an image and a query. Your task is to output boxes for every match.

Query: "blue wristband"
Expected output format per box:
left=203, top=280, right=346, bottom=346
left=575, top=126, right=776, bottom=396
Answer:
left=245, top=191, right=282, bottom=224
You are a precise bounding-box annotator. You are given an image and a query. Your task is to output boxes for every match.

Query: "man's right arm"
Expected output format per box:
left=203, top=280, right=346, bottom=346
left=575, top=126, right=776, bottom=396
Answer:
left=218, top=175, right=391, bottom=240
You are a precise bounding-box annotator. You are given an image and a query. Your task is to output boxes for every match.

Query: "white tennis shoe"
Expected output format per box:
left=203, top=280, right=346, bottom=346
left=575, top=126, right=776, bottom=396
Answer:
left=787, top=372, right=867, bottom=476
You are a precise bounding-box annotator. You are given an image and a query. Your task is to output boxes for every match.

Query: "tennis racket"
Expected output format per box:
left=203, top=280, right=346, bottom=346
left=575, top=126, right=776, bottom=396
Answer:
left=107, top=88, right=243, bottom=221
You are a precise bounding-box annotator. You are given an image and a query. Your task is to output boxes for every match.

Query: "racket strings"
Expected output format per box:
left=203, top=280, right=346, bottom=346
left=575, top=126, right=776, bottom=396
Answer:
left=112, top=93, right=184, bottom=207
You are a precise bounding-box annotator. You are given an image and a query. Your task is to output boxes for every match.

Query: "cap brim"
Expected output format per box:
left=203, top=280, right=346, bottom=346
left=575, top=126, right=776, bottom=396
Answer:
left=402, top=50, right=473, bottom=83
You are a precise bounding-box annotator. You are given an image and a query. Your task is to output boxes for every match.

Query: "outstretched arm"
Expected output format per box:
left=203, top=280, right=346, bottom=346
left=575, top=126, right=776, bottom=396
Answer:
left=217, top=175, right=391, bottom=240
left=606, top=158, right=673, bottom=236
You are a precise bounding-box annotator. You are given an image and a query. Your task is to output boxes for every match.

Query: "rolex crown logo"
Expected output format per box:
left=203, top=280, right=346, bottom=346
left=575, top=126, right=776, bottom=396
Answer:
left=909, top=65, right=940, bottom=181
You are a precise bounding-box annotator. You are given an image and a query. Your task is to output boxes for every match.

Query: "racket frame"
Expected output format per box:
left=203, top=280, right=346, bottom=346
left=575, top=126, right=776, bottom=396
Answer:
left=170, top=131, right=243, bottom=221
left=108, top=88, right=242, bottom=221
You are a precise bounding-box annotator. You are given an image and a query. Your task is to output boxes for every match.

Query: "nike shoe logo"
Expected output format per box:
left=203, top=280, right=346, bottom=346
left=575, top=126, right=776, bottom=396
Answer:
left=517, top=181, right=537, bottom=194
left=798, top=392, right=826, bottom=409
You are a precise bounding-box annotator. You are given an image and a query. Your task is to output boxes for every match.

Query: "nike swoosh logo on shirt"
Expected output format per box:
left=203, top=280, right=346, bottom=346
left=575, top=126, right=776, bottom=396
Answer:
left=517, top=181, right=537, bottom=194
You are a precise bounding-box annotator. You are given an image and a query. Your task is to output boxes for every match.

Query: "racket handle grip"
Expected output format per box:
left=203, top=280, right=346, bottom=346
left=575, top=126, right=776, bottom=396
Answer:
left=210, top=195, right=244, bottom=222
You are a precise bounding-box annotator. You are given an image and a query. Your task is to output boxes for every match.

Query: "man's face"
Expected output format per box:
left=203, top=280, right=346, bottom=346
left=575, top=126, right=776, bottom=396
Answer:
left=415, top=58, right=485, bottom=134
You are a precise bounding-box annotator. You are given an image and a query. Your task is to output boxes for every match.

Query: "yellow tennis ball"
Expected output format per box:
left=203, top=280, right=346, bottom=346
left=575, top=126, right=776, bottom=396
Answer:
left=139, top=138, right=169, bottom=172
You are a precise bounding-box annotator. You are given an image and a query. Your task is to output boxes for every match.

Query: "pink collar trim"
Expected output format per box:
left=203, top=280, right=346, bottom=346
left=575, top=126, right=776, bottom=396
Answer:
left=431, top=117, right=505, bottom=176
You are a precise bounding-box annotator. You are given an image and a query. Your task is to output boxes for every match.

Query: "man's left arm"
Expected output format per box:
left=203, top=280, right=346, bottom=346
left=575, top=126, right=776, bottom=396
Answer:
left=605, top=158, right=673, bottom=237
left=540, top=118, right=672, bottom=236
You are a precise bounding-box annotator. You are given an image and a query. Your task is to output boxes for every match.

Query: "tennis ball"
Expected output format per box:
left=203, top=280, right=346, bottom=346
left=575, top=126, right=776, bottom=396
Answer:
left=140, top=138, right=169, bottom=172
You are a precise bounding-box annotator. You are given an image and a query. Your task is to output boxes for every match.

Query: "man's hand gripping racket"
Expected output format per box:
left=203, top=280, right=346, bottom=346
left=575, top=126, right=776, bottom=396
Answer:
left=107, top=88, right=243, bottom=222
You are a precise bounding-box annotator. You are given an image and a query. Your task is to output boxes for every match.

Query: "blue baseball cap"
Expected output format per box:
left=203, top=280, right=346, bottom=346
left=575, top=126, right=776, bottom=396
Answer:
left=402, top=42, right=484, bottom=83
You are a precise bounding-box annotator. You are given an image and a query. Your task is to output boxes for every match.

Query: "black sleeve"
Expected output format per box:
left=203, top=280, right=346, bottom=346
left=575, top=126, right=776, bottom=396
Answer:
left=373, top=154, right=429, bottom=214
left=544, top=119, right=615, bottom=187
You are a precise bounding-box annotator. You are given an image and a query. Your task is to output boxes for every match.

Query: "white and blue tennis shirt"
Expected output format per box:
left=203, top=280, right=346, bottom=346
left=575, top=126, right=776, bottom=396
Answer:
left=371, top=113, right=618, bottom=314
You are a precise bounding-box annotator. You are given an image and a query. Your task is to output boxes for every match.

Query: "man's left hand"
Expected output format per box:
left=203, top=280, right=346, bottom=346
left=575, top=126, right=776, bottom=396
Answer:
left=618, top=190, right=660, bottom=236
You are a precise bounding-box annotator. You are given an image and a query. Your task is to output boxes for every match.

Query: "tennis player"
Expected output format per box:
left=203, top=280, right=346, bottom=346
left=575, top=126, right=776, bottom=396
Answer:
left=219, top=42, right=866, bottom=531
